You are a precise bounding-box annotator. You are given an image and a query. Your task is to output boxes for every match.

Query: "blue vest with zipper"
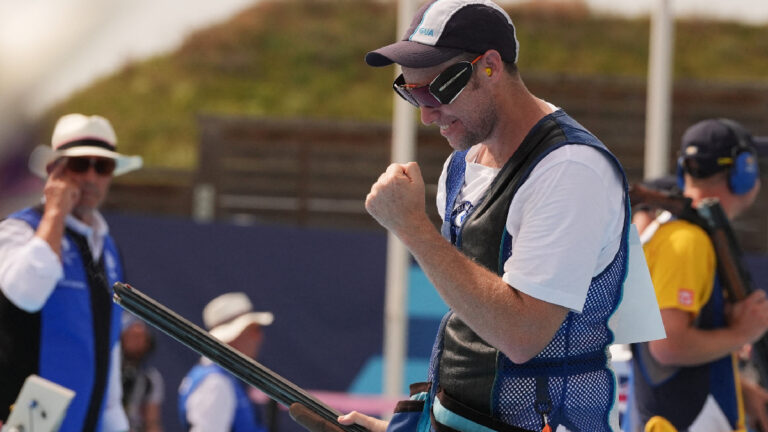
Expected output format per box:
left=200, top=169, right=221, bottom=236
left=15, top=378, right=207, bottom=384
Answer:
left=387, top=111, right=630, bottom=432
left=178, top=362, right=266, bottom=432
left=7, top=207, right=123, bottom=432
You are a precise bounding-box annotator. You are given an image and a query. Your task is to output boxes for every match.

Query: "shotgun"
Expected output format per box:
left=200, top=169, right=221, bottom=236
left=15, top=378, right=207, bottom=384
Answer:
left=629, top=184, right=768, bottom=387
left=695, top=198, right=768, bottom=386
left=112, top=282, right=366, bottom=432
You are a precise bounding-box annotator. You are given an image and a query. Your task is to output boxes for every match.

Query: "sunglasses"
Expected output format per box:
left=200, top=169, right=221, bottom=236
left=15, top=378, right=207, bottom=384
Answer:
left=393, top=55, right=483, bottom=108
left=66, top=157, right=117, bottom=176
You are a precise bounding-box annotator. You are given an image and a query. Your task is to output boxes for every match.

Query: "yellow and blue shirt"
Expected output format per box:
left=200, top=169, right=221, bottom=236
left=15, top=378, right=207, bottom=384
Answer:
left=630, top=213, right=745, bottom=432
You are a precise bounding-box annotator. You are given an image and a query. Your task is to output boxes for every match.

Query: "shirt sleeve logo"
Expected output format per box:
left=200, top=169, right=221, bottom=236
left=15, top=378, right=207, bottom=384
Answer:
left=677, top=289, right=695, bottom=307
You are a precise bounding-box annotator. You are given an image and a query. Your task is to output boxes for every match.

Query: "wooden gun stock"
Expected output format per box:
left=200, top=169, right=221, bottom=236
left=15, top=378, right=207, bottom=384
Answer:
left=112, top=282, right=368, bottom=432
left=628, top=183, right=701, bottom=225
left=696, top=199, right=754, bottom=300
left=290, top=403, right=348, bottom=432
left=695, top=200, right=768, bottom=386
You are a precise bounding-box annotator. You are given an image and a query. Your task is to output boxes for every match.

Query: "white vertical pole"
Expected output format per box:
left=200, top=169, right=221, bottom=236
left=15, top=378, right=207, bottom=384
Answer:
left=383, top=0, right=418, bottom=402
left=644, top=0, right=675, bottom=179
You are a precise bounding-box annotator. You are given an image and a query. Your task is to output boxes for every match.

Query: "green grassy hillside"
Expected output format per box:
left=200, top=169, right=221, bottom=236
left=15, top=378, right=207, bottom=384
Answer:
left=45, top=0, right=768, bottom=169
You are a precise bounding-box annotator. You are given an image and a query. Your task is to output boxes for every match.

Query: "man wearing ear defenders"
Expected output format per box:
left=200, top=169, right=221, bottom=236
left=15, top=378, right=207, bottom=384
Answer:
left=334, top=1, right=664, bottom=432
left=0, top=113, right=142, bottom=431
left=629, top=118, right=768, bottom=432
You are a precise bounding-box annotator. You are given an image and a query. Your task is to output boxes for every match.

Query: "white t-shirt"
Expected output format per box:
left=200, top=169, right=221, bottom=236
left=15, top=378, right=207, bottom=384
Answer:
left=436, top=143, right=625, bottom=313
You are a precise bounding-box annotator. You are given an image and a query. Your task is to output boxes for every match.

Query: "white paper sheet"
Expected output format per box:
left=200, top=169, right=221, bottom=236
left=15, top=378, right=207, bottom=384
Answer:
left=609, top=224, right=666, bottom=344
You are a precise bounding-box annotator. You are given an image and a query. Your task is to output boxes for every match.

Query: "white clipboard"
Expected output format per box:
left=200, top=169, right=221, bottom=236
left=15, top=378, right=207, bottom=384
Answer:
left=2, top=375, right=75, bottom=432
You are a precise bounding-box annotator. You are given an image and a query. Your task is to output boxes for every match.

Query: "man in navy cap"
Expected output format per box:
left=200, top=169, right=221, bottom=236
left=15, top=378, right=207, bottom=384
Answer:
left=630, top=118, right=768, bottom=432
left=337, top=1, right=664, bottom=431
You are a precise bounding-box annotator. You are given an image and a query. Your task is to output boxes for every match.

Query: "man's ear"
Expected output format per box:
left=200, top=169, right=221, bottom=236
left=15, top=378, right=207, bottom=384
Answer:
left=480, top=50, right=504, bottom=79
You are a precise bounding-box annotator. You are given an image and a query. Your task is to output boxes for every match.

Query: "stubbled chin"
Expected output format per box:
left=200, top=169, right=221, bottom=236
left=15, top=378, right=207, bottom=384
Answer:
left=439, top=121, right=470, bottom=150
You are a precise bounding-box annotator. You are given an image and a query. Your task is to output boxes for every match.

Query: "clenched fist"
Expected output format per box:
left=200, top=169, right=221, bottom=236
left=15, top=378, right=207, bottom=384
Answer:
left=365, top=162, right=427, bottom=235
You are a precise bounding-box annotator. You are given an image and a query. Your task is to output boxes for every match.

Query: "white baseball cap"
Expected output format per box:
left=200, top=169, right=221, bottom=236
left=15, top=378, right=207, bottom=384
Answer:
left=203, top=292, right=274, bottom=343
left=28, top=113, right=143, bottom=178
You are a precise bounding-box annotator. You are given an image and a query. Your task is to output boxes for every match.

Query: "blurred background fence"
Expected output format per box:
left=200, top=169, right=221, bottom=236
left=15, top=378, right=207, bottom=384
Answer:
left=104, top=74, right=768, bottom=252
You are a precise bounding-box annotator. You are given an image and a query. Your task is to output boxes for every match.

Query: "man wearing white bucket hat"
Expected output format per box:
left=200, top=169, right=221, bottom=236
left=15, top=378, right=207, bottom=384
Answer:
left=0, top=113, right=142, bottom=431
left=179, top=292, right=274, bottom=432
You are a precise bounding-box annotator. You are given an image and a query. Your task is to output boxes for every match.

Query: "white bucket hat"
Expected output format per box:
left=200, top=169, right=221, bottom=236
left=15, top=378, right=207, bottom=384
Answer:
left=28, top=113, right=143, bottom=178
left=203, top=292, right=274, bottom=343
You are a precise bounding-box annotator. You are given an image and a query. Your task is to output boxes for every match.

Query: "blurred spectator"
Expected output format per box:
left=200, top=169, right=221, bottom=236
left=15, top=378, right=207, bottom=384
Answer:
left=0, top=113, right=142, bottom=431
left=178, top=292, right=274, bottom=432
left=122, top=314, right=165, bottom=432
left=629, top=118, right=768, bottom=432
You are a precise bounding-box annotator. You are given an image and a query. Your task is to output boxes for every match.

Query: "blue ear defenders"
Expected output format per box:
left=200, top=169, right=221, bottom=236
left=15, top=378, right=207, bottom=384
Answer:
left=675, top=157, right=686, bottom=191
left=676, top=118, right=759, bottom=195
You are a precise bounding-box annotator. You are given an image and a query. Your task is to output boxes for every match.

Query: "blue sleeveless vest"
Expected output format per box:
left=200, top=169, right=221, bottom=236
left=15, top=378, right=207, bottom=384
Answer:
left=178, top=363, right=266, bottom=432
left=8, top=207, right=124, bottom=432
left=386, top=111, right=630, bottom=432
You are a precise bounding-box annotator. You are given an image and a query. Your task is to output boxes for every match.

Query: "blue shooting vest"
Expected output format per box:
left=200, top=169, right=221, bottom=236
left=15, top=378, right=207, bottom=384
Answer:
left=386, top=110, right=631, bottom=432
left=9, top=207, right=123, bottom=432
left=178, top=362, right=266, bottom=432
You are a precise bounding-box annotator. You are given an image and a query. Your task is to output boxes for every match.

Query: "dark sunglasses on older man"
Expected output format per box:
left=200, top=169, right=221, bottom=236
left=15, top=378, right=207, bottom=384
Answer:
left=66, top=157, right=117, bottom=176
left=393, top=55, right=483, bottom=108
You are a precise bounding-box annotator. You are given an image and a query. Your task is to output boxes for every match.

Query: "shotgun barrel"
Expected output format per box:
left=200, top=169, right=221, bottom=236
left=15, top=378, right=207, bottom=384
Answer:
left=112, top=282, right=368, bottom=432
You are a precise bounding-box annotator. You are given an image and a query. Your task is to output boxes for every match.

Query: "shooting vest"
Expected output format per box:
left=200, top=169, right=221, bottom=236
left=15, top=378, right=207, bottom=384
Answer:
left=387, top=111, right=630, bottom=432
left=0, top=207, right=123, bottom=431
left=630, top=216, right=741, bottom=431
left=179, top=362, right=266, bottom=432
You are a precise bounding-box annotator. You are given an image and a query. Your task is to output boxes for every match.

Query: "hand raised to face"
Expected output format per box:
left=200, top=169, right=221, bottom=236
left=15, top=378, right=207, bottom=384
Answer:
left=43, top=158, right=82, bottom=217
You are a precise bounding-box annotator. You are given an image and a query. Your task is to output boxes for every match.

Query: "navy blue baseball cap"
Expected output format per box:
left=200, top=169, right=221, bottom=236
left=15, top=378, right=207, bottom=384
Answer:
left=680, top=118, right=757, bottom=178
left=365, top=0, right=519, bottom=68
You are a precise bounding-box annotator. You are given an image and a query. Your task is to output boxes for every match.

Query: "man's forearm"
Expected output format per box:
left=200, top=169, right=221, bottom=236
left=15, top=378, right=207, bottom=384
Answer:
left=396, top=216, right=567, bottom=363
left=649, top=309, right=747, bottom=366
left=35, top=209, right=67, bottom=258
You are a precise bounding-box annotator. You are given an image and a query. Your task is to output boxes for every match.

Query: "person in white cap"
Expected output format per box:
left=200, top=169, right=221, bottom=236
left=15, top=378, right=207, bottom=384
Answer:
left=178, top=292, right=274, bottom=432
left=336, top=1, right=664, bottom=432
left=0, top=113, right=142, bottom=431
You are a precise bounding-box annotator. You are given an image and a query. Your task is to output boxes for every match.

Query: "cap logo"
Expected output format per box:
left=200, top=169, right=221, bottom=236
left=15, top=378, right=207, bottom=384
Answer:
left=716, top=157, right=733, bottom=166
left=685, top=146, right=699, bottom=156
left=417, top=27, right=435, bottom=37
left=410, top=0, right=510, bottom=46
